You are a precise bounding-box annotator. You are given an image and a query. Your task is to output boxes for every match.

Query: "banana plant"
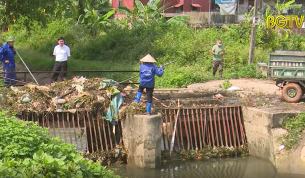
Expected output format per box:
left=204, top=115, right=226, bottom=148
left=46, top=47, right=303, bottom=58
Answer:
left=118, top=0, right=170, bottom=26
left=274, top=0, right=301, bottom=15
left=166, top=16, right=190, bottom=26
left=244, top=6, right=254, bottom=23
left=274, top=0, right=301, bottom=35
left=78, top=0, right=115, bottom=37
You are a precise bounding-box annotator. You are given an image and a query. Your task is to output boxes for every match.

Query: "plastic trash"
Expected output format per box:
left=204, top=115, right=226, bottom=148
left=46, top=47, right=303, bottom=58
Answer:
left=240, top=93, right=247, bottom=98
left=117, top=148, right=120, bottom=156
left=278, top=145, right=285, bottom=151
left=72, top=76, right=86, bottom=83
left=227, top=86, right=241, bottom=91
left=10, top=86, right=19, bottom=93
left=21, top=94, right=31, bottom=103
left=215, top=94, right=223, bottom=100
left=22, top=98, right=30, bottom=103
left=57, top=99, right=66, bottom=104
left=99, top=79, right=119, bottom=90
left=97, top=95, right=105, bottom=102
left=33, top=102, right=40, bottom=108
left=72, top=84, right=84, bottom=93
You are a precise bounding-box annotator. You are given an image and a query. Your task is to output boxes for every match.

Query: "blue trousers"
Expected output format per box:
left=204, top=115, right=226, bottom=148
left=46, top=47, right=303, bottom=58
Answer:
left=3, top=66, right=17, bottom=84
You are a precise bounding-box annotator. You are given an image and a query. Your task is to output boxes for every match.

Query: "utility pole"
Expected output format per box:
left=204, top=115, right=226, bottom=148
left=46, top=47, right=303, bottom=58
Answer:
left=248, top=0, right=259, bottom=64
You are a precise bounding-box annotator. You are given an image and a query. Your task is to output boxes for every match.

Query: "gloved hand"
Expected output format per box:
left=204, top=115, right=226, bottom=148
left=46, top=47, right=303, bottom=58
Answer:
left=160, top=65, right=163, bottom=70
left=215, top=52, right=219, bottom=57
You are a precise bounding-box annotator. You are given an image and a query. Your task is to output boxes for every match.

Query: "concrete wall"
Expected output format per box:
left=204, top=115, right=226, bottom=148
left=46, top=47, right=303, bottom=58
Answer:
left=256, top=62, right=268, bottom=77
left=211, top=12, right=237, bottom=24
left=121, top=114, right=162, bottom=169
left=184, top=12, right=209, bottom=24
left=243, top=107, right=305, bottom=175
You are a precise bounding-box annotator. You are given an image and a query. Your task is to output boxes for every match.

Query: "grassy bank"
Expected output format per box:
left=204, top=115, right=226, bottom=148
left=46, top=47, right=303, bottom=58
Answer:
left=3, top=19, right=304, bottom=88
left=15, top=47, right=264, bottom=88
left=15, top=47, right=137, bottom=82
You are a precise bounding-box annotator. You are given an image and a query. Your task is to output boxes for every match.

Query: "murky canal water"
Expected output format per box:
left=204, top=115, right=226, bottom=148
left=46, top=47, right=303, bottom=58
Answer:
left=109, top=156, right=305, bottom=178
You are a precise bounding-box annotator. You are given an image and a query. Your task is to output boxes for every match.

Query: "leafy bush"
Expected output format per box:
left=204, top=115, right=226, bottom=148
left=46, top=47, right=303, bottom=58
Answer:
left=281, top=113, right=305, bottom=150
left=222, top=79, right=232, bottom=89
left=223, top=63, right=266, bottom=79
left=0, top=112, right=120, bottom=178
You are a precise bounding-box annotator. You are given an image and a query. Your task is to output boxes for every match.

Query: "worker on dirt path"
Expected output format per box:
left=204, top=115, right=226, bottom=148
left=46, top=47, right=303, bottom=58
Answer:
left=211, top=39, right=225, bottom=78
left=51, top=37, right=70, bottom=83
left=0, top=36, right=17, bottom=86
left=134, top=54, right=164, bottom=115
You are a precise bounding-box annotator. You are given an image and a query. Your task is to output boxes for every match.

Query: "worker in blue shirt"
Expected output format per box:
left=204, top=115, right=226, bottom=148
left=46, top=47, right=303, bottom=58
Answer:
left=0, top=36, right=17, bottom=85
left=134, top=54, right=164, bottom=115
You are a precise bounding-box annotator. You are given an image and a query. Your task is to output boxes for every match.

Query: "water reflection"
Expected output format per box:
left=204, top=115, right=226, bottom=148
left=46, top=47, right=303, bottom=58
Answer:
left=49, top=127, right=87, bottom=152
left=109, top=156, right=305, bottom=178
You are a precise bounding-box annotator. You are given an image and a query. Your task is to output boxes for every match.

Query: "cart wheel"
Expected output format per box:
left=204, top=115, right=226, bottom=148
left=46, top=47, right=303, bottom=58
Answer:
left=282, top=83, right=303, bottom=103
left=302, top=87, right=305, bottom=96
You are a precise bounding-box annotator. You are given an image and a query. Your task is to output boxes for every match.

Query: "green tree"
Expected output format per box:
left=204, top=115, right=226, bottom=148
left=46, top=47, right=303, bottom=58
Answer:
left=0, top=0, right=59, bottom=26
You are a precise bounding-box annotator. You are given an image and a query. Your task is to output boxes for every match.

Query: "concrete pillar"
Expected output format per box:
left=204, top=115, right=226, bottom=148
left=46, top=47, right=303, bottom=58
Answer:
left=242, top=107, right=305, bottom=175
left=121, top=114, right=162, bottom=169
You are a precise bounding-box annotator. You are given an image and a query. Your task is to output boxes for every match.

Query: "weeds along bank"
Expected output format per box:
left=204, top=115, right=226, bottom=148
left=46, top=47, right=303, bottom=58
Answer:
left=0, top=112, right=120, bottom=177
left=2, top=19, right=305, bottom=88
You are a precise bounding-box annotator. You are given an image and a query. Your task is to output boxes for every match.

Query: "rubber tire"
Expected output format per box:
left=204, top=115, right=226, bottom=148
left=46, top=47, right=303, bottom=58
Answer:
left=282, top=83, right=303, bottom=103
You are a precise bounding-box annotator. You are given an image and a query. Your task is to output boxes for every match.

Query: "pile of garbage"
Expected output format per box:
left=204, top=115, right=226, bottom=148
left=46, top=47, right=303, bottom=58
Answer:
left=0, top=77, right=132, bottom=124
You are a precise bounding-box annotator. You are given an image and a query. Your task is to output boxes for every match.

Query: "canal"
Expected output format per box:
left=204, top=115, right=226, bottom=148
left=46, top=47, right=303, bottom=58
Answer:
left=109, top=156, right=305, bottom=178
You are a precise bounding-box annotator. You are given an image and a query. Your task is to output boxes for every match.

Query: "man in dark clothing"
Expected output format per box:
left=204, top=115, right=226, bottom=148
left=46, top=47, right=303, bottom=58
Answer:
left=0, top=36, right=17, bottom=85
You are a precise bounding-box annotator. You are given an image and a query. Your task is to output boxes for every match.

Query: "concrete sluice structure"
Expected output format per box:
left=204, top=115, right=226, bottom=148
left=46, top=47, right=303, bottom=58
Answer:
left=18, top=95, right=305, bottom=175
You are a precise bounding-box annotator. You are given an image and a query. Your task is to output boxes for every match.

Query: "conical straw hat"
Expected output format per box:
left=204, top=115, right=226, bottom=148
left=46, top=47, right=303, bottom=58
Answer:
left=6, top=36, right=15, bottom=42
left=140, top=54, right=157, bottom=63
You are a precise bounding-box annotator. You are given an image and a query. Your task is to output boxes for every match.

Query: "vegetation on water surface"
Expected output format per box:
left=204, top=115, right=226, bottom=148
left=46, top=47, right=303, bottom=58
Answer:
left=281, top=113, right=305, bottom=150
left=162, top=145, right=249, bottom=163
left=0, top=111, right=120, bottom=177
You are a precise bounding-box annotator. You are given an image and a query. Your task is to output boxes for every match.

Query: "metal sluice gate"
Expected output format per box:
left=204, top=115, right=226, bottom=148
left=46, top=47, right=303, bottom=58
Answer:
left=161, top=106, right=247, bottom=151
left=19, top=105, right=246, bottom=153
left=20, top=110, right=123, bottom=153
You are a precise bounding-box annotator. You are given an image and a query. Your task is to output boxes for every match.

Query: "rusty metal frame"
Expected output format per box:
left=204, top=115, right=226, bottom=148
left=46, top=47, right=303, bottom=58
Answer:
left=161, top=106, right=247, bottom=151
left=20, top=105, right=246, bottom=153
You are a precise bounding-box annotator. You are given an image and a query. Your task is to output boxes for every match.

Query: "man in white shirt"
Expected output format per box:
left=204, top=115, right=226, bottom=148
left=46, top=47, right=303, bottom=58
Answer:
left=51, top=37, right=70, bottom=83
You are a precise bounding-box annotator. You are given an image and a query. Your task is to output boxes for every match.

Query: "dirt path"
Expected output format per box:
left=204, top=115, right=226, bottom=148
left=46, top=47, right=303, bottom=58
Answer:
left=184, top=79, right=305, bottom=112
left=186, top=79, right=281, bottom=96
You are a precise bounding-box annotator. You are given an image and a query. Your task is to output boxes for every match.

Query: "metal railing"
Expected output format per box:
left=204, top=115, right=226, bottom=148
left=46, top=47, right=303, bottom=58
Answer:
left=1, top=70, right=140, bottom=85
